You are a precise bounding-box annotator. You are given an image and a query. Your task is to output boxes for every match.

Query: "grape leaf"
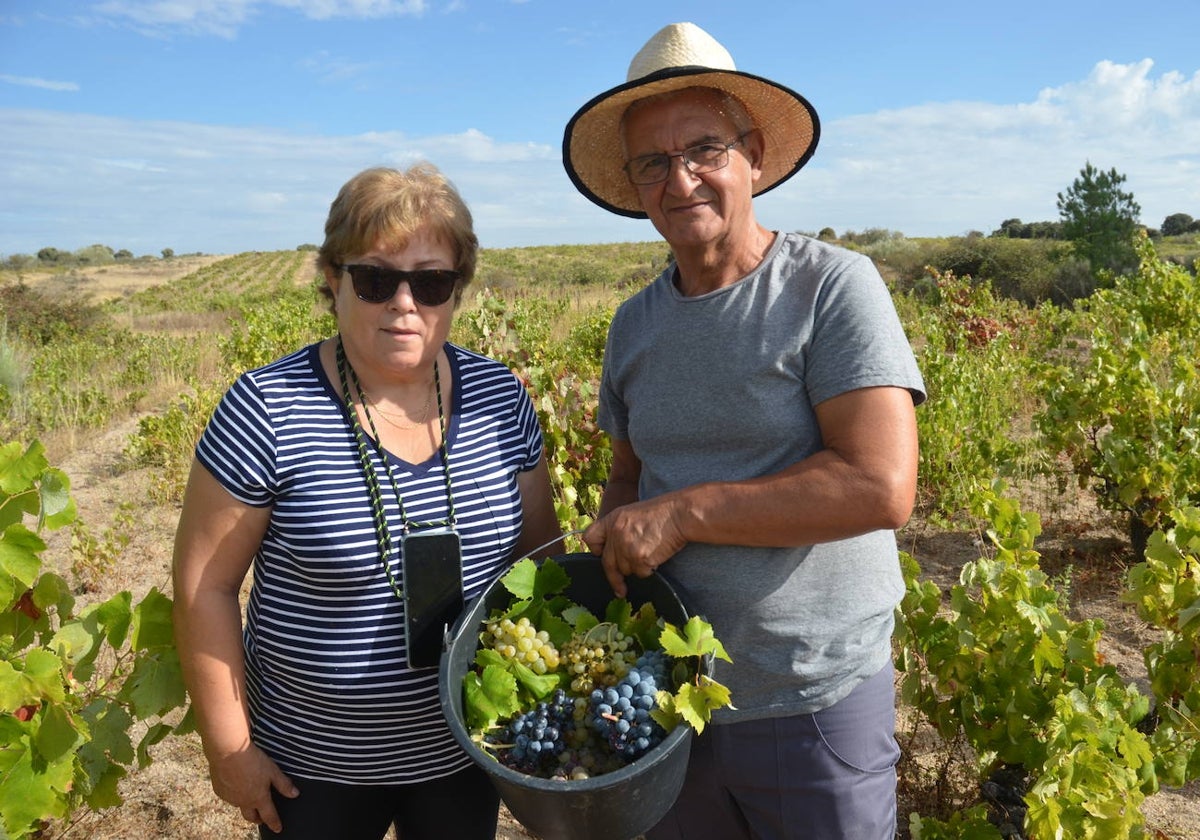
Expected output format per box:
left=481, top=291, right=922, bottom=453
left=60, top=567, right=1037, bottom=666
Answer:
left=499, top=558, right=539, bottom=601
left=82, top=763, right=127, bottom=810
left=0, top=524, right=47, bottom=591
left=92, top=591, right=134, bottom=650
left=604, top=597, right=633, bottom=627
left=37, top=469, right=74, bottom=531
left=34, top=701, right=85, bottom=764
left=130, top=588, right=174, bottom=650
left=561, top=603, right=598, bottom=633
left=624, top=602, right=662, bottom=651
left=673, top=679, right=735, bottom=734
left=0, top=440, right=47, bottom=497
left=531, top=558, right=571, bottom=600
left=463, top=663, right=520, bottom=730
left=22, top=648, right=67, bottom=705
left=0, top=736, right=73, bottom=835
left=136, top=722, right=174, bottom=769
left=659, top=616, right=732, bottom=663
left=116, top=649, right=186, bottom=718
left=499, top=556, right=570, bottom=602
left=509, top=658, right=564, bottom=700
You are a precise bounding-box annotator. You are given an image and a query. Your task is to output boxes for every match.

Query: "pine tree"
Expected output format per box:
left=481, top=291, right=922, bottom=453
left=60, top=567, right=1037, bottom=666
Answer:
left=1056, top=162, right=1141, bottom=277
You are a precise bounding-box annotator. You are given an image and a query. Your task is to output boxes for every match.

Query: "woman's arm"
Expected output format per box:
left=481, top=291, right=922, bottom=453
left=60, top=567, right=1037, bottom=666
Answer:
left=512, top=453, right=562, bottom=560
left=172, top=459, right=297, bottom=833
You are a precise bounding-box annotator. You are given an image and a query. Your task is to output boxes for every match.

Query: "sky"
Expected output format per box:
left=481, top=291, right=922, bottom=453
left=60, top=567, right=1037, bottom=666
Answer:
left=1, top=0, right=1198, bottom=258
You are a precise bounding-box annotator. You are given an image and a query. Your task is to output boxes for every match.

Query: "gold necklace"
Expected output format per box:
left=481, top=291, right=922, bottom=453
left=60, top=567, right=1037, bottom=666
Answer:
left=361, top=378, right=435, bottom=431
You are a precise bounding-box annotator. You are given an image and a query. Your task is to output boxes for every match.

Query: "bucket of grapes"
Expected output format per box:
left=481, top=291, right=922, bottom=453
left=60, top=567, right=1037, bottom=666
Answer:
left=439, top=552, right=732, bottom=840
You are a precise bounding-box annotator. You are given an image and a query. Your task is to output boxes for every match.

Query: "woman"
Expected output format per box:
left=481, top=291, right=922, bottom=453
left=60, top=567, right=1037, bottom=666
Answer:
left=173, top=164, right=560, bottom=839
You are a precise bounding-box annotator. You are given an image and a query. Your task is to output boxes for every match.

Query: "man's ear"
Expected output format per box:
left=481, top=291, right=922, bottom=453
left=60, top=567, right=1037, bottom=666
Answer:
left=743, top=128, right=766, bottom=183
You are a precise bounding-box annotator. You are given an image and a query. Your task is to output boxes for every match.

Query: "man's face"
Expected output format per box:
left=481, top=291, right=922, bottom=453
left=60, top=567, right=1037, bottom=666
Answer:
left=621, top=89, right=763, bottom=250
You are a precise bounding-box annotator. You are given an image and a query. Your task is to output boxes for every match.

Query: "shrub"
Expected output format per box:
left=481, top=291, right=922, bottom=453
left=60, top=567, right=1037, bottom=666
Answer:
left=923, top=237, right=1065, bottom=305
left=0, top=280, right=107, bottom=345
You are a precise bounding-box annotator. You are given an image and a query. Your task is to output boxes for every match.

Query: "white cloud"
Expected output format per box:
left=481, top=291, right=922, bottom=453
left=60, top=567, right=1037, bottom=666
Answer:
left=759, top=59, right=1200, bottom=237
left=94, top=0, right=427, bottom=37
left=0, top=74, right=80, bottom=92
left=299, top=51, right=377, bottom=85
left=0, top=110, right=570, bottom=254
left=2, top=59, right=1198, bottom=257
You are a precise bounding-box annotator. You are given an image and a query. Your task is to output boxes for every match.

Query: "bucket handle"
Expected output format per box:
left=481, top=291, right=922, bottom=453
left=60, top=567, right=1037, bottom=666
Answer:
left=442, top=529, right=588, bottom=652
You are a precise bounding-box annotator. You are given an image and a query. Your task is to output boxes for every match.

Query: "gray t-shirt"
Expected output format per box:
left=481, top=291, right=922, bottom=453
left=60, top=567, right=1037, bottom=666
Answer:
left=598, top=231, right=926, bottom=721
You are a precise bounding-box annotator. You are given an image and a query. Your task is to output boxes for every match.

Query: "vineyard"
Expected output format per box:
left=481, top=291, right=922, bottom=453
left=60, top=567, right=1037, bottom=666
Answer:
left=2, top=234, right=1199, bottom=838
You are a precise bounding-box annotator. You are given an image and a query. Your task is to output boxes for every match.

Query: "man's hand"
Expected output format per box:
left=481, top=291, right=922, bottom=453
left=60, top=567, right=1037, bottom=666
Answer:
left=583, top=494, right=687, bottom=597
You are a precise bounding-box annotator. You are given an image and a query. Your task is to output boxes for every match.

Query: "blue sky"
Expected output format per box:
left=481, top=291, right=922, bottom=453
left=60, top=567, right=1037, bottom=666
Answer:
left=2, top=1, right=1198, bottom=257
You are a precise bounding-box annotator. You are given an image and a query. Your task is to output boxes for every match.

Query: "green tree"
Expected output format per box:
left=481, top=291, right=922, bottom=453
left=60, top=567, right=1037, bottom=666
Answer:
left=1161, top=213, right=1194, bottom=237
left=74, top=244, right=114, bottom=265
left=1056, top=162, right=1141, bottom=277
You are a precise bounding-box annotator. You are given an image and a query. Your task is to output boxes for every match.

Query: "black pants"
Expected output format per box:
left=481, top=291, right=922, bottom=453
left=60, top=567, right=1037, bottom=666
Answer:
left=262, top=765, right=500, bottom=840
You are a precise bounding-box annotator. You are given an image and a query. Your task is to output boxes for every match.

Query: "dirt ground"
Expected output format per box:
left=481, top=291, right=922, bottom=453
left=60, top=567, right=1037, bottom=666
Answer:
left=18, top=262, right=1200, bottom=839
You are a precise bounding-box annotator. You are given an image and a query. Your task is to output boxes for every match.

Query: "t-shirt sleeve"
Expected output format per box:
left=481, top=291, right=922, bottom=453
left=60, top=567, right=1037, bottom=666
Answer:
left=596, top=311, right=630, bottom=441
left=806, top=254, right=926, bottom=407
left=511, top=375, right=545, bottom=471
left=194, top=373, right=280, bottom=507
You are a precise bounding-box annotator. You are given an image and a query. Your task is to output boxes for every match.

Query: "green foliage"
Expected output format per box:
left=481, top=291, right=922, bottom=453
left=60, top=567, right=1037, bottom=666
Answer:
left=1160, top=213, right=1195, bottom=237
left=219, top=284, right=333, bottom=375
left=922, top=236, right=1067, bottom=305
left=1037, top=236, right=1200, bottom=551
left=896, top=483, right=1158, bottom=838
left=0, top=279, right=107, bottom=345
left=68, top=504, right=135, bottom=595
left=0, top=440, right=187, bottom=838
left=476, top=241, right=667, bottom=292
left=1057, top=162, right=1141, bottom=277
left=903, top=269, right=1062, bottom=523
left=909, top=806, right=1003, bottom=840
left=15, top=240, right=1200, bottom=833
left=1123, top=506, right=1200, bottom=788
left=991, top=218, right=1063, bottom=240
left=117, top=250, right=313, bottom=317
left=453, top=289, right=612, bottom=530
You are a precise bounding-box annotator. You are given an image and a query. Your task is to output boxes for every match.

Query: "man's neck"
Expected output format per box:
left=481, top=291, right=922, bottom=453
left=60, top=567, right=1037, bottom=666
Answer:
left=672, top=224, right=775, bottom=297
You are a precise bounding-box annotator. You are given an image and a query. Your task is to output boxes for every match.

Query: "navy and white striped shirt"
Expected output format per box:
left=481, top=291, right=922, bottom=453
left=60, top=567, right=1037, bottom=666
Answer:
left=195, top=341, right=543, bottom=783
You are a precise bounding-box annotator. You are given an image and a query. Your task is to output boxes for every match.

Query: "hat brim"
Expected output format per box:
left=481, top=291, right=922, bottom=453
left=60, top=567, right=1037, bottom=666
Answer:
left=563, top=66, right=820, bottom=218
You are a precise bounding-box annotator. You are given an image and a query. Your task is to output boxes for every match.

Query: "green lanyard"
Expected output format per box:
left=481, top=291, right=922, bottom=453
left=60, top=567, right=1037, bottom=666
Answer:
left=335, top=336, right=457, bottom=599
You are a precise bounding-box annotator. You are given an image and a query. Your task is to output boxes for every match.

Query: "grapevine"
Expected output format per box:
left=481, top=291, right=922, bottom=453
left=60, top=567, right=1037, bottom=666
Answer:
left=462, top=557, right=733, bottom=781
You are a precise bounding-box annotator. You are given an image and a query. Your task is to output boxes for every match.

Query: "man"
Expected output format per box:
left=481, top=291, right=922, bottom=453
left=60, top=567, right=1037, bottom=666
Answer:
left=564, top=22, right=926, bottom=839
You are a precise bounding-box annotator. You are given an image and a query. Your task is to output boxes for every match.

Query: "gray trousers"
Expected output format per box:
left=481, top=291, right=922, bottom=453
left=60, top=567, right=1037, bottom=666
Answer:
left=647, top=663, right=899, bottom=840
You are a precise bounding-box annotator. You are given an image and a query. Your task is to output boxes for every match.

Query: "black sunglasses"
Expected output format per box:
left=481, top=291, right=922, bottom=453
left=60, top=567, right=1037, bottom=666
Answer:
left=338, top=264, right=461, bottom=306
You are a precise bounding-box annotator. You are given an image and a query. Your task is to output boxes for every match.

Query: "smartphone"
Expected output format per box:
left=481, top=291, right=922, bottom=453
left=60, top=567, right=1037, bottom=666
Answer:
left=401, top=529, right=464, bottom=669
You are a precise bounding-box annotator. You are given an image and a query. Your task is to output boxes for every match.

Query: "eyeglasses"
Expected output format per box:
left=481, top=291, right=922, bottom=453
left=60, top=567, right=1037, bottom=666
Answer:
left=623, top=133, right=750, bottom=186
left=337, top=264, right=461, bottom=306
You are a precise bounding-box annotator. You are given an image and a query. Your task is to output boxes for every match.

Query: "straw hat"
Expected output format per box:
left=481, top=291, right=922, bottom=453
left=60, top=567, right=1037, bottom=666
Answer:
left=562, top=22, right=820, bottom=218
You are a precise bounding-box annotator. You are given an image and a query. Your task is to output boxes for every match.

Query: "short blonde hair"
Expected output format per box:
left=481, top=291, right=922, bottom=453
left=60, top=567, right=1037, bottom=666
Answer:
left=316, top=164, right=478, bottom=309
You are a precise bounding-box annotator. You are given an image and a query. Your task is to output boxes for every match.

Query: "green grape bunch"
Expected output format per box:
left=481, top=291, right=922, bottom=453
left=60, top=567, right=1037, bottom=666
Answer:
left=483, top=616, right=561, bottom=675
left=560, top=621, right=638, bottom=694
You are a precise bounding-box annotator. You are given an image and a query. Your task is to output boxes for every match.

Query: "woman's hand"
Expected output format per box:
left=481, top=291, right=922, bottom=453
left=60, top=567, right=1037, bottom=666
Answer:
left=208, top=742, right=299, bottom=834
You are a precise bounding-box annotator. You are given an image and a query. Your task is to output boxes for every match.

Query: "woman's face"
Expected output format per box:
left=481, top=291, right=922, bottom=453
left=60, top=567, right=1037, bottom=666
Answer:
left=326, top=225, right=458, bottom=382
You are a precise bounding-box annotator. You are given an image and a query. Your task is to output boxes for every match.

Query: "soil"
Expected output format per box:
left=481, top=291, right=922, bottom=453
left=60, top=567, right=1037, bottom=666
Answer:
left=19, top=263, right=1200, bottom=840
